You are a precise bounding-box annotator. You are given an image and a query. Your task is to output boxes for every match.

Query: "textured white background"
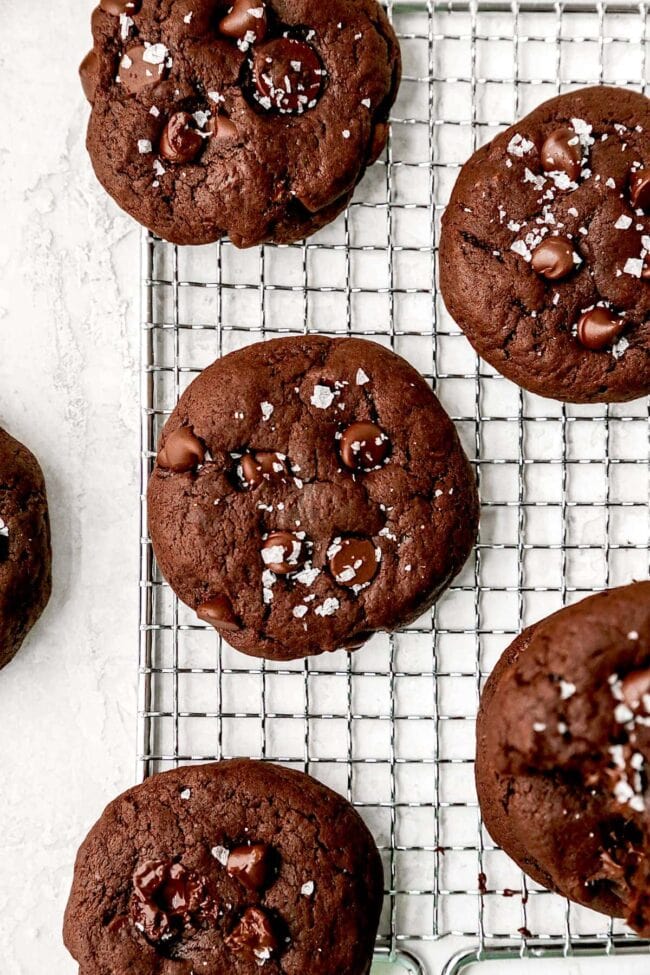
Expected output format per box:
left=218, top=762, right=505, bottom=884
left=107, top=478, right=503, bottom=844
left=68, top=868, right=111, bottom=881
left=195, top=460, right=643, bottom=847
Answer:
left=0, top=1, right=647, bottom=973
left=0, top=3, right=140, bottom=970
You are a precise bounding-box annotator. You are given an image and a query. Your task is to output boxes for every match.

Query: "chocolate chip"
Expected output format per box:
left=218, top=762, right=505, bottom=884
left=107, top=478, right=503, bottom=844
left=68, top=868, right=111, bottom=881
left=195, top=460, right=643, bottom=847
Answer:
left=80, top=50, right=99, bottom=103
left=531, top=236, right=576, bottom=280
left=118, top=44, right=168, bottom=95
left=159, top=112, right=204, bottom=164
left=576, top=307, right=625, bottom=351
left=225, top=907, right=277, bottom=958
left=621, top=669, right=650, bottom=709
left=0, top=533, right=8, bottom=562
left=156, top=863, right=198, bottom=915
left=100, top=0, right=141, bottom=13
left=131, top=860, right=216, bottom=945
left=226, top=844, right=272, bottom=890
left=241, top=451, right=287, bottom=488
left=328, top=537, right=379, bottom=587
left=197, top=595, right=240, bottom=631
left=261, top=531, right=305, bottom=575
left=540, top=127, right=583, bottom=182
left=252, top=38, right=323, bottom=114
left=219, top=0, right=267, bottom=43
left=209, top=114, right=238, bottom=142
left=630, top=169, right=650, bottom=212
left=131, top=897, right=175, bottom=944
left=339, top=421, right=390, bottom=471
left=133, top=860, right=168, bottom=902
left=157, top=426, right=205, bottom=472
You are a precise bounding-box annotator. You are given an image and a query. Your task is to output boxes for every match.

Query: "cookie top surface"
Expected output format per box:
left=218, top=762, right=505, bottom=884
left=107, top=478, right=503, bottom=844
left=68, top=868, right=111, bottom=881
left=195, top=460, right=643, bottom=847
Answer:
left=0, top=426, right=51, bottom=670
left=476, top=582, right=650, bottom=933
left=147, top=336, right=478, bottom=661
left=81, top=0, right=400, bottom=247
left=440, top=86, right=650, bottom=403
left=63, top=759, right=384, bottom=975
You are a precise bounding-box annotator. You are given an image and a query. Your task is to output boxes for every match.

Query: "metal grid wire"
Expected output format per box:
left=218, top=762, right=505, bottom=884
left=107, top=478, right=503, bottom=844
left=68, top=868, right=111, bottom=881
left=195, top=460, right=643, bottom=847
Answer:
left=138, top=2, right=650, bottom=971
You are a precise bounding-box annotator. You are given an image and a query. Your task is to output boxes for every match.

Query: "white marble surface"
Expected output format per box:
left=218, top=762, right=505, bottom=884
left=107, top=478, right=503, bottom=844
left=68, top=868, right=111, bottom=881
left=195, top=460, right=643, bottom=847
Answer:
left=0, top=3, right=140, bottom=970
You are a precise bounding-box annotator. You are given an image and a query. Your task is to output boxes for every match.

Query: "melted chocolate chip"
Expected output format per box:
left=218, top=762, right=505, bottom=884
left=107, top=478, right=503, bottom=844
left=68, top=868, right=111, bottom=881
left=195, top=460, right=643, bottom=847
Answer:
left=252, top=38, right=323, bottom=114
left=261, top=531, right=305, bottom=575
left=0, top=533, right=8, bottom=562
left=576, top=307, right=625, bottom=351
left=630, top=169, right=650, bottom=213
left=339, top=421, right=390, bottom=471
left=209, top=114, right=238, bottom=142
left=630, top=169, right=650, bottom=212
left=329, top=537, right=379, bottom=587
left=225, top=907, right=277, bottom=959
left=118, top=45, right=168, bottom=95
left=621, top=669, right=650, bottom=710
left=133, top=860, right=168, bottom=902
left=540, top=127, right=583, bottom=182
left=197, top=595, right=240, bottom=631
left=157, top=427, right=205, bottom=472
left=241, top=451, right=287, bottom=488
left=159, top=112, right=204, bottom=164
left=219, top=0, right=267, bottom=43
left=100, top=0, right=141, bottom=13
left=531, top=236, right=576, bottom=280
left=226, top=844, right=272, bottom=890
left=131, top=860, right=216, bottom=945
left=80, top=50, right=99, bottom=103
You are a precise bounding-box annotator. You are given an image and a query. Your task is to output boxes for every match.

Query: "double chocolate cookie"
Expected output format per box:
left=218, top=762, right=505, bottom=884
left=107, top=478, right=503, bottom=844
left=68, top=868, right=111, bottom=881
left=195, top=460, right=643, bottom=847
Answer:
left=476, top=582, right=650, bottom=934
left=440, top=86, right=650, bottom=403
left=81, top=0, right=400, bottom=247
left=147, top=336, right=478, bottom=661
left=0, top=426, right=51, bottom=670
left=63, top=759, right=384, bottom=974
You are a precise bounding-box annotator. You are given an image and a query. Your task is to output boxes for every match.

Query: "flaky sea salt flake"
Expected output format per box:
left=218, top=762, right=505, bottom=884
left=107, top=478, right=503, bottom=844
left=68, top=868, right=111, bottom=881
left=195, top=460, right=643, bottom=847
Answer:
left=314, top=598, right=339, bottom=617
left=624, top=257, right=643, bottom=277
left=143, top=43, right=169, bottom=65
left=356, top=368, right=370, bottom=385
left=311, top=385, right=335, bottom=409
left=212, top=845, right=229, bottom=864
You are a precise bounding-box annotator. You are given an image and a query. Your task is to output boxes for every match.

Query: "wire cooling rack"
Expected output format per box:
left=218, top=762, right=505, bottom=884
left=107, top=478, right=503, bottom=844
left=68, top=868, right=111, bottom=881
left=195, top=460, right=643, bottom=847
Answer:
left=138, top=2, right=650, bottom=972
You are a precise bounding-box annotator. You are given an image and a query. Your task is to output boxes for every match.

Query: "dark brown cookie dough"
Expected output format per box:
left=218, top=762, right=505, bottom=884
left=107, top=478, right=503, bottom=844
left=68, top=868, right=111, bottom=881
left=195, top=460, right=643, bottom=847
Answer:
left=147, top=336, right=478, bottom=661
left=63, top=759, right=384, bottom=975
left=476, top=581, right=650, bottom=934
left=440, top=86, right=650, bottom=403
left=0, top=426, right=51, bottom=670
left=81, top=0, right=401, bottom=247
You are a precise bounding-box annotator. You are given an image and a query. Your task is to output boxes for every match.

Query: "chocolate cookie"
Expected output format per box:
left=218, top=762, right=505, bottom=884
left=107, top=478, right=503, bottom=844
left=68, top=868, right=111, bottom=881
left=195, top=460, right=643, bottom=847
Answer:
left=440, top=86, right=650, bottom=403
left=80, top=0, right=400, bottom=247
left=0, top=426, right=51, bottom=670
left=63, top=759, right=384, bottom=974
left=476, top=582, right=650, bottom=934
left=147, top=336, right=478, bottom=661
